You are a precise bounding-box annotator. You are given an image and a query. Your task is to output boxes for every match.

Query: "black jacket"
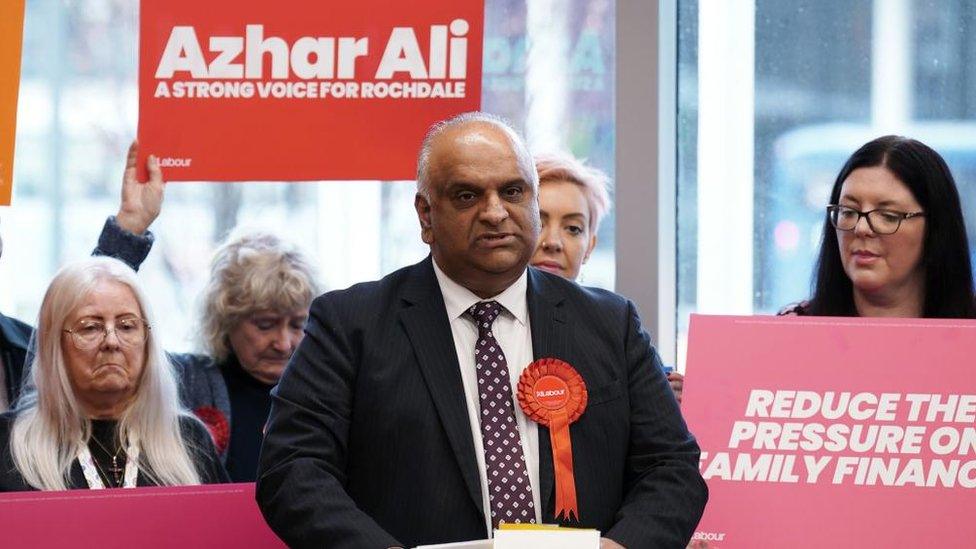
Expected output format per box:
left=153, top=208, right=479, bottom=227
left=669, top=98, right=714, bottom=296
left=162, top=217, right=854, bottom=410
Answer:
left=0, top=313, right=30, bottom=406
left=256, top=257, right=708, bottom=548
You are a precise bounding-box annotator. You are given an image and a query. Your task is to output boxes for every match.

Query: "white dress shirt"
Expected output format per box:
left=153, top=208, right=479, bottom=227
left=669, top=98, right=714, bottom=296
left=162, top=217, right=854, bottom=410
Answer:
left=432, top=259, right=542, bottom=535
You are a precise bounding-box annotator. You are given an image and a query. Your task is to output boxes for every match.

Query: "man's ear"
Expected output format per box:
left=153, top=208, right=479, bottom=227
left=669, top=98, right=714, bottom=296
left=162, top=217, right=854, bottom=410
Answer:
left=582, top=234, right=598, bottom=264
left=415, top=193, right=434, bottom=244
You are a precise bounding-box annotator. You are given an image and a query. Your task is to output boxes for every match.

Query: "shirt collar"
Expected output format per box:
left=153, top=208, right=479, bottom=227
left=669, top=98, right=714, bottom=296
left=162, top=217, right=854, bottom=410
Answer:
left=431, top=257, right=528, bottom=326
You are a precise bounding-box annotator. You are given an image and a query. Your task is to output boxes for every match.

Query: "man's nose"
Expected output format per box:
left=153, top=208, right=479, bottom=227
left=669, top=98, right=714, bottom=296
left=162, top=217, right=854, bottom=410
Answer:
left=480, top=193, right=510, bottom=225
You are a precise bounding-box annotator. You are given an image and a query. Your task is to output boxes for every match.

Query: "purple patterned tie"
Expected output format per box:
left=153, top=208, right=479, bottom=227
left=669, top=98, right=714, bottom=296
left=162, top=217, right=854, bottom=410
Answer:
left=468, top=300, right=535, bottom=528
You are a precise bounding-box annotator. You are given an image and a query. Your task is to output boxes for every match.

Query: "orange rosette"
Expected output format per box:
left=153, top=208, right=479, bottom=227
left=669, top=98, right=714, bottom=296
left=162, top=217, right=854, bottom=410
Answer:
left=516, top=357, right=587, bottom=522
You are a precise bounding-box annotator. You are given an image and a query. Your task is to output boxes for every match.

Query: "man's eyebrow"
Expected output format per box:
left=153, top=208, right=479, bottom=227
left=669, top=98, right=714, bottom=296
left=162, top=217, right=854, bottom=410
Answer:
left=444, top=182, right=480, bottom=193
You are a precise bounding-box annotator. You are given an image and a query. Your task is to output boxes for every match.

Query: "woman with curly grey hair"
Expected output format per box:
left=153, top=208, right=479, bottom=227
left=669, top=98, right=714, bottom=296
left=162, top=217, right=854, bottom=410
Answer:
left=175, top=231, right=320, bottom=482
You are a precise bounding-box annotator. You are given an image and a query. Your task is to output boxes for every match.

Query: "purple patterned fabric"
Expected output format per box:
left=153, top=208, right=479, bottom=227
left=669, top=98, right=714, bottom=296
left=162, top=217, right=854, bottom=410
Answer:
left=468, top=300, right=535, bottom=528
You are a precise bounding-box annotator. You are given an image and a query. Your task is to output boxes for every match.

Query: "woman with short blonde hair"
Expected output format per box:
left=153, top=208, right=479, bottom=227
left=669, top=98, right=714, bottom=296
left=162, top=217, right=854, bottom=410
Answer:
left=530, top=152, right=611, bottom=281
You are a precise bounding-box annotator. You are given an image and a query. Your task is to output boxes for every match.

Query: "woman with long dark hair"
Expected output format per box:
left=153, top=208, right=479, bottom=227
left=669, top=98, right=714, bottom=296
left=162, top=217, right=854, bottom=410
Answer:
left=783, top=135, right=976, bottom=318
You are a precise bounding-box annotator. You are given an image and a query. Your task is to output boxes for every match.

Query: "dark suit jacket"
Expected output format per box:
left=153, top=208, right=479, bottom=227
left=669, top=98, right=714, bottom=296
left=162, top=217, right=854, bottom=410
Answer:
left=256, top=257, right=707, bottom=548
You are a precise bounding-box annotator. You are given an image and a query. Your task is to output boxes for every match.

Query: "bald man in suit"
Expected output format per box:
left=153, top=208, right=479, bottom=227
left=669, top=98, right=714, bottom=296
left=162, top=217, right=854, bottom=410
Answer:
left=256, top=112, right=707, bottom=548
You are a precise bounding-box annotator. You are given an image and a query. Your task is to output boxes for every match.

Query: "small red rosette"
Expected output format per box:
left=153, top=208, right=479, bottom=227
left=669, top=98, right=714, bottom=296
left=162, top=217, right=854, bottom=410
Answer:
left=194, top=406, right=230, bottom=455
left=516, top=357, right=587, bottom=522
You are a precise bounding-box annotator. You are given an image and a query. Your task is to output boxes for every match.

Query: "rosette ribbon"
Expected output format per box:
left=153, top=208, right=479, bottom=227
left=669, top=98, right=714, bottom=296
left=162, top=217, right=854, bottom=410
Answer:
left=517, top=357, right=588, bottom=522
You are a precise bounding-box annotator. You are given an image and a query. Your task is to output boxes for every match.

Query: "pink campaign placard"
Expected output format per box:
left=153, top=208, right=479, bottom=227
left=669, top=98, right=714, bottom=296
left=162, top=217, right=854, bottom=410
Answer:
left=0, top=483, right=284, bottom=548
left=683, top=315, right=976, bottom=548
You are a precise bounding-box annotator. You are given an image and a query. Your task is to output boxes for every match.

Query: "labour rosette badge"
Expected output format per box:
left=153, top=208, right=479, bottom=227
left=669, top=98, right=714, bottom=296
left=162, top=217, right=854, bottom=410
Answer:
left=516, top=357, right=588, bottom=522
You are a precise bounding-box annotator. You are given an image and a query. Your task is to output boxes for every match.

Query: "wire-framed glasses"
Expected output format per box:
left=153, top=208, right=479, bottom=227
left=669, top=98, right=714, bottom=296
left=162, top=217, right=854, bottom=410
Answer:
left=826, top=204, right=925, bottom=235
left=62, top=317, right=150, bottom=350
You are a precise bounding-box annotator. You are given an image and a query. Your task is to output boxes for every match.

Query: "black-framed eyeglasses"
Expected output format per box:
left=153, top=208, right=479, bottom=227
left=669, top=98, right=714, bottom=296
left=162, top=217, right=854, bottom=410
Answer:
left=62, top=317, right=150, bottom=351
left=826, top=205, right=925, bottom=235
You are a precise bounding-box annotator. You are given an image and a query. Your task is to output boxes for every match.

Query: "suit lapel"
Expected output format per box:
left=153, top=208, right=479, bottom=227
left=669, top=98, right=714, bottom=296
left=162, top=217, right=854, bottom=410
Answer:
left=526, top=268, right=568, bottom=517
left=399, top=258, right=485, bottom=517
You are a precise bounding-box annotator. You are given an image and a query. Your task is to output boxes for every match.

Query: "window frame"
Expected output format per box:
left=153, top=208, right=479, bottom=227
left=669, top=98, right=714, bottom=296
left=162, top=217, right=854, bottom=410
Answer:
left=615, top=0, right=677, bottom=365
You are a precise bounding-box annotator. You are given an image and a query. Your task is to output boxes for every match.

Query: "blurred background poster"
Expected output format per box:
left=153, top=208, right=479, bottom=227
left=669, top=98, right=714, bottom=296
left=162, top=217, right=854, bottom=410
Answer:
left=0, top=0, right=26, bottom=205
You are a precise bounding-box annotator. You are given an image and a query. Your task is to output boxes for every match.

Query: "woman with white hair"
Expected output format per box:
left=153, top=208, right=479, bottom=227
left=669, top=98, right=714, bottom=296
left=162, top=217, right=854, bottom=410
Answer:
left=1, top=141, right=163, bottom=412
left=175, top=231, right=320, bottom=483
left=0, top=257, right=226, bottom=491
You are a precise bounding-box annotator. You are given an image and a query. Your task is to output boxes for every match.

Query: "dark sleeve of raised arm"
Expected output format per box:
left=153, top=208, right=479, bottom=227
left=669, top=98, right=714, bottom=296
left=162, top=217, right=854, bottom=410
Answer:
left=91, top=216, right=154, bottom=271
left=255, top=295, right=401, bottom=549
left=604, top=301, right=708, bottom=548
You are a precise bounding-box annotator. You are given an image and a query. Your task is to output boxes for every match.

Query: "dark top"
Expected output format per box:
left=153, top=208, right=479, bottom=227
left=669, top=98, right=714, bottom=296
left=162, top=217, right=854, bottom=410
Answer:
left=88, top=419, right=128, bottom=487
left=0, top=313, right=31, bottom=406
left=221, top=355, right=274, bottom=482
left=0, top=412, right=229, bottom=492
left=170, top=352, right=231, bottom=460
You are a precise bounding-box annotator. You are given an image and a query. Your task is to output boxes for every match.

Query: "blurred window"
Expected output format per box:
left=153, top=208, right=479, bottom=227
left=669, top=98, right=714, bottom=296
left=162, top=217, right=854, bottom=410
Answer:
left=677, top=0, right=976, bottom=365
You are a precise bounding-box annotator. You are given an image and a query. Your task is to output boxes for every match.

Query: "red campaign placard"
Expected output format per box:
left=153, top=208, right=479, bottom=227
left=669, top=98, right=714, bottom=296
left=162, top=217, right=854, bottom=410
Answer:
left=138, top=0, right=484, bottom=182
left=683, top=315, right=976, bottom=548
left=0, top=483, right=284, bottom=547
